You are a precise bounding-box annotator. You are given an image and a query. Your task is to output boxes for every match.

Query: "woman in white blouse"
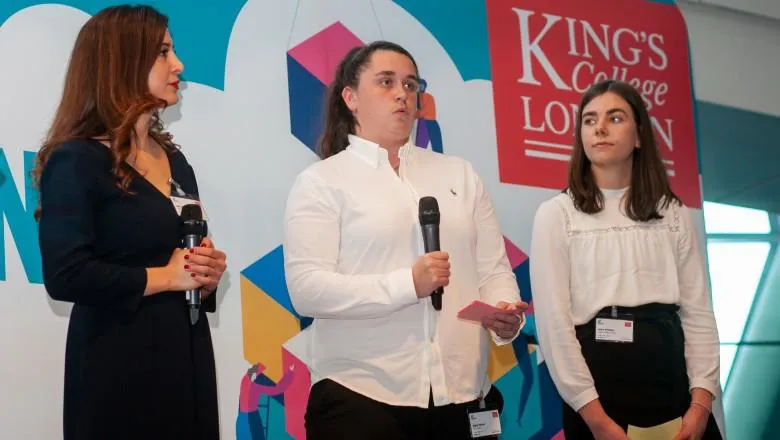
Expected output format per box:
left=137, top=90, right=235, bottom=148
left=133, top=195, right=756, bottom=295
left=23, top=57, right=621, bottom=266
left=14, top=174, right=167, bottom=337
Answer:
left=283, top=40, right=527, bottom=439
left=530, top=80, right=721, bottom=440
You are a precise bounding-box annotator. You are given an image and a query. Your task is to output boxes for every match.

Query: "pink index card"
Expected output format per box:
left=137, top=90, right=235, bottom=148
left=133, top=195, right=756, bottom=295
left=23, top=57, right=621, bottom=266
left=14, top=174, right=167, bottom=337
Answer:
left=457, top=300, right=504, bottom=323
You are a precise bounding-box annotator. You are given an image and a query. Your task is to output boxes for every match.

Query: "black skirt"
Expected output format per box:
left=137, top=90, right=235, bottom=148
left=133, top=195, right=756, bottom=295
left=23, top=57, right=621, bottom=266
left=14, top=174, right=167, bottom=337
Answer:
left=562, top=303, right=722, bottom=438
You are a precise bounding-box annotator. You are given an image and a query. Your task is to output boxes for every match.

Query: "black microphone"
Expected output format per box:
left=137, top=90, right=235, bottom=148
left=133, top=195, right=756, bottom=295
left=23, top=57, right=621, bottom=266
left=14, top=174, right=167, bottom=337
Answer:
left=418, top=196, right=443, bottom=311
left=181, top=204, right=207, bottom=325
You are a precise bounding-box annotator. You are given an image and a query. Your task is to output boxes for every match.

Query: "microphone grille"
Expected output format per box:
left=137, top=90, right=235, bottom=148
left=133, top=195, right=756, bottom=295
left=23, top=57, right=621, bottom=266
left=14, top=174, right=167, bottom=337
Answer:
left=180, top=204, right=203, bottom=221
left=418, top=196, right=440, bottom=225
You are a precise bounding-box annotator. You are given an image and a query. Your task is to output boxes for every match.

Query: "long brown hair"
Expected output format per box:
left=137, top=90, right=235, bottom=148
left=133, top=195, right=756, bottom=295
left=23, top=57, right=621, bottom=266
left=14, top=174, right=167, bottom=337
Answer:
left=33, top=5, right=176, bottom=212
left=567, top=80, right=680, bottom=221
left=318, top=41, right=418, bottom=159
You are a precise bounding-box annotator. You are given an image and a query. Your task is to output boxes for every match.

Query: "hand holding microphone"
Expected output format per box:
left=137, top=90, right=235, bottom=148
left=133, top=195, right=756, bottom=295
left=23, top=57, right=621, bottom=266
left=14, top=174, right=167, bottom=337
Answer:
left=180, top=204, right=207, bottom=324
left=164, top=248, right=202, bottom=292
left=417, top=196, right=448, bottom=310
left=187, top=237, right=227, bottom=296
left=412, top=251, right=450, bottom=301
left=178, top=205, right=227, bottom=324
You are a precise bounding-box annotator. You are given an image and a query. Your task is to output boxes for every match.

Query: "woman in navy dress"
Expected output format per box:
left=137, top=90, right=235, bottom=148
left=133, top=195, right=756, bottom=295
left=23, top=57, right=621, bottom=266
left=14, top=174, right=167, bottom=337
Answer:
left=33, top=5, right=227, bottom=439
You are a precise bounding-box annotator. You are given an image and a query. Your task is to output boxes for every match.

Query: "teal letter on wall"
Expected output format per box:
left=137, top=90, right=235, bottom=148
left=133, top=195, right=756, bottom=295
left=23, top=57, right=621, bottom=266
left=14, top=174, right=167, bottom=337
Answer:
left=0, top=148, right=42, bottom=283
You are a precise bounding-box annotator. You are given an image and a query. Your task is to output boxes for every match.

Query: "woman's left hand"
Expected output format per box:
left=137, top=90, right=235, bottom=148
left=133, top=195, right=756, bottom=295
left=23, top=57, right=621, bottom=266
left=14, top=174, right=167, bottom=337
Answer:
left=185, top=236, right=227, bottom=297
left=482, top=300, right=528, bottom=339
left=673, top=404, right=710, bottom=440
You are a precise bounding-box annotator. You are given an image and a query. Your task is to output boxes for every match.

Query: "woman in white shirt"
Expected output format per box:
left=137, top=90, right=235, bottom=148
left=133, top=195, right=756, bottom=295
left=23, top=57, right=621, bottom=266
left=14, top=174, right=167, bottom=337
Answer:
left=283, top=40, right=527, bottom=440
left=530, top=80, right=722, bottom=440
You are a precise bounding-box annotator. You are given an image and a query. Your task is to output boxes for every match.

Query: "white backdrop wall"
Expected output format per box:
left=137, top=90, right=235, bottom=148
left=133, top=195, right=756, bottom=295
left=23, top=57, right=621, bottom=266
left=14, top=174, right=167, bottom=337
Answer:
left=0, top=1, right=749, bottom=438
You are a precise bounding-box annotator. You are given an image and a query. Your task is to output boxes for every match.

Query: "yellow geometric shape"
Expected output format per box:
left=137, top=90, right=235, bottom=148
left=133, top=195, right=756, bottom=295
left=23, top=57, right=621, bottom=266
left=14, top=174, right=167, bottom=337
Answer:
left=487, top=340, right=519, bottom=382
left=240, top=275, right=301, bottom=382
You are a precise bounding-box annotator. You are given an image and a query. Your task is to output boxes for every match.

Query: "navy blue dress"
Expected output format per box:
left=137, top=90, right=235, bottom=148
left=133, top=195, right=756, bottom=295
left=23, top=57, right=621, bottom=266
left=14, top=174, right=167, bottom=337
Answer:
left=38, top=139, right=219, bottom=440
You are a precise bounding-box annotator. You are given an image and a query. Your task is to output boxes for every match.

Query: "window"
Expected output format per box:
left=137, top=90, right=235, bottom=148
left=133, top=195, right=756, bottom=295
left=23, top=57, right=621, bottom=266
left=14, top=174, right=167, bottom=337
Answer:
left=706, top=242, right=770, bottom=387
left=703, top=201, right=771, bottom=234
left=703, top=202, right=774, bottom=390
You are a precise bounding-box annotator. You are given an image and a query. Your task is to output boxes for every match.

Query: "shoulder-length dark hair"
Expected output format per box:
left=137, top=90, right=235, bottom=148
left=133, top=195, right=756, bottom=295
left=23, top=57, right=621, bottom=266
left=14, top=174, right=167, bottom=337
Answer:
left=33, top=5, right=176, bottom=203
left=318, top=40, right=418, bottom=159
left=567, top=79, right=680, bottom=221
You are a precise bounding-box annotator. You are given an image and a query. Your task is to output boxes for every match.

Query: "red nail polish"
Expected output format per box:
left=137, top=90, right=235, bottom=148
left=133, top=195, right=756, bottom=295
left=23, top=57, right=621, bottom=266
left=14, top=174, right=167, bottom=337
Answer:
left=191, top=273, right=196, bottom=277
left=184, top=265, right=189, bottom=270
left=189, top=249, right=194, bottom=253
left=184, top=255, right=189, bottom=260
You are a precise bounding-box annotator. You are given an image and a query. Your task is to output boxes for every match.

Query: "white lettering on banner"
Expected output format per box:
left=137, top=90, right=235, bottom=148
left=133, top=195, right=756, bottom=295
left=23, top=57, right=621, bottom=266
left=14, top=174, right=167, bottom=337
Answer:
left=514, top=9, right=671, bottom=108
left=648, top=34, right=669, bottom=71
left=510, top=7, right=677, bottom=171
left=513, top=9, right=571, bottom=90
left=489, top=0, right=703, bottom=216
left=522, top=97, right=578, bottom=137
left=612, top=28, right=641, bottom=66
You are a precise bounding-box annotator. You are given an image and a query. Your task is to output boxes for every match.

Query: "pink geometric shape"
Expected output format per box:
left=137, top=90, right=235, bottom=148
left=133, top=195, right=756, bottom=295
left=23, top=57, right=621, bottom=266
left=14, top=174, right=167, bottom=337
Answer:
left=287, top=21, right=363, bottom=85
left=503, top=236, right=528, bottom=268
left=551, top=429, right=566, bottom=440
left=282, top=347, right=311, bottom=440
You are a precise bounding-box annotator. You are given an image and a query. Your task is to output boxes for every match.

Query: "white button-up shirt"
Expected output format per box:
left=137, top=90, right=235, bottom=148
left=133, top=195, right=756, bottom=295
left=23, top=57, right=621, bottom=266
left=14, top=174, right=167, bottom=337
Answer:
left=530, top=188, right=720, bottom=411
left=283, top=134, right=522, bottom=408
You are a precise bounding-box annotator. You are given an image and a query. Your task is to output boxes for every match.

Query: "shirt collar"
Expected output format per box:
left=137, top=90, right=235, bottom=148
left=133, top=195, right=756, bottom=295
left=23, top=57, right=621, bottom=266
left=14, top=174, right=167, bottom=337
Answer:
left=600, top=186, right=629, bottom=200
left=346, top=133, right=416, bottom=168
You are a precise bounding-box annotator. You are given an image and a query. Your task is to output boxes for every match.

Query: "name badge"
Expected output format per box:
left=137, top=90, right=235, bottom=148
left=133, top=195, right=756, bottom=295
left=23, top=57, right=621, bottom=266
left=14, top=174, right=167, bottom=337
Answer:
left=170, top=196, right=209, bottom=221
left=595, top=317, right=634, bottom=343
left=467, top=408, right=502, bottom=438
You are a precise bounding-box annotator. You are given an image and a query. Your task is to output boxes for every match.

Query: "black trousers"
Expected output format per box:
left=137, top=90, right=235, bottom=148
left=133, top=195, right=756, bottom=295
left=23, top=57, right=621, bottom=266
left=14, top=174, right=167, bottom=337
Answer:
left=563, top=303, right=722, bottom=439
left=305, top=379, right=504, bottom=440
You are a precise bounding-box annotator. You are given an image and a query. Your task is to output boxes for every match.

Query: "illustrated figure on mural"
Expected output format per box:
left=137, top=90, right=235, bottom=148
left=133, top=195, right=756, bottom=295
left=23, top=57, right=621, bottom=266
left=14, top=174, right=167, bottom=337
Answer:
left=413, top=80, right=443, bottom=154
left=238, top=363, right=296, bottom=440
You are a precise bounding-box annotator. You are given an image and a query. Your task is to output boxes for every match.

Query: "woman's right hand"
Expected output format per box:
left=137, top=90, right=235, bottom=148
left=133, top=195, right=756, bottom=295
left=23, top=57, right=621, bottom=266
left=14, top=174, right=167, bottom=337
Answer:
left=590, top=418, right=629, bottom=440
left=412, top=251, right=450, bottom=298
left=166, top=247, right=203, bottom=292
left=580, top=400, right=628, bottom=440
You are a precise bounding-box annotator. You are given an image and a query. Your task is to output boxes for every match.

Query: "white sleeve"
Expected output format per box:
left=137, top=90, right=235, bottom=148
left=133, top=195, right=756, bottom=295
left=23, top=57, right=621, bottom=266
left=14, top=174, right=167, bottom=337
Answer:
left=472, top=171, right=523, bottom=345
left=676, top=205, right=721, bottom=396
left=530, top=199, right=599, bottom=411
left=283, top=170, right=419, bottom=320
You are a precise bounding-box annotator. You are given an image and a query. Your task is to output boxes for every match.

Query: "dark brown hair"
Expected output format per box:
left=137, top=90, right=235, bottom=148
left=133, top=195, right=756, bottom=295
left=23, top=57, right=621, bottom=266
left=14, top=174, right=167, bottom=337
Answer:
left=33, top=4, right=176, bottom=215
left=318, top=41, right=418, bottom=159
left=567, top=79, right=680, bottom=221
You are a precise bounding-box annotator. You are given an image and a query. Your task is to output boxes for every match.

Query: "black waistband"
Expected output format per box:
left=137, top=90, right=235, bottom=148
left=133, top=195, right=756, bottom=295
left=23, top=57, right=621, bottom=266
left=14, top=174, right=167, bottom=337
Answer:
left=595, top=302, right=679, bottom=320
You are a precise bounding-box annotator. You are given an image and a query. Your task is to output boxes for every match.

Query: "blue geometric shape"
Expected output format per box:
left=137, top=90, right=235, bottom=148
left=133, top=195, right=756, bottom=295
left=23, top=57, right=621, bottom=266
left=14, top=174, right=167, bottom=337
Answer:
left=496, top=353, right=563, bottom=439
left=414, top=118, right=430, bottom=148
left=1, top=0, right=244, bottom=90
left=235, top=393, right=293, bottom=440
left=393, top=0, right=490, bottom=81
left=235, top=411, right=252, bottom=440
left=241, top=245, right=314, bottom=330
left=421, top=120, right=443, bottom=154
left=518, top=314, right=537, bottom=341
left=496, top=353, right=544, bottom=438
left=530, top=362, right=564, bottom=440
left=287, top=54, right=327, bottom=154
left=265, top=395, right=294, bottom=439
left=513, top=259, right=532, bottom=304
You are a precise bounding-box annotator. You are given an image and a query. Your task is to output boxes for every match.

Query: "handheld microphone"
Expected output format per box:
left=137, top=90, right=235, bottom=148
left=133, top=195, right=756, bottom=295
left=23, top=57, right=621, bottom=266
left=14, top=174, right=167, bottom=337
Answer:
left=180, top=204, right=207, bottom=325
left=418, top=196, right=442, bottom=311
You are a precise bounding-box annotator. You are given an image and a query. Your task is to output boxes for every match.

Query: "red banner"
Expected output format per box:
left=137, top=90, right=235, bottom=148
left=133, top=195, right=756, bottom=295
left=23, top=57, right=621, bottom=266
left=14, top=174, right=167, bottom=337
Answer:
left=487, top=0, right=701, bottom=208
